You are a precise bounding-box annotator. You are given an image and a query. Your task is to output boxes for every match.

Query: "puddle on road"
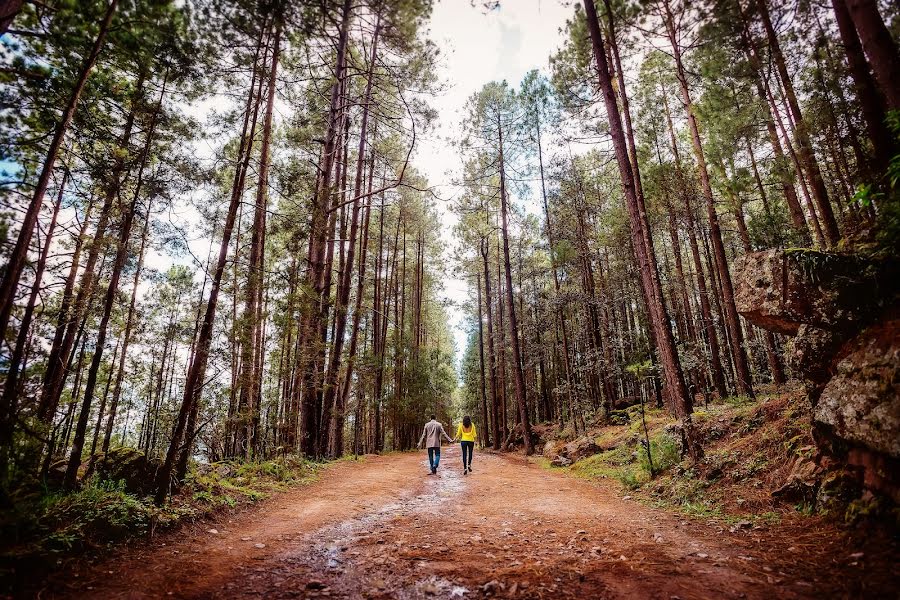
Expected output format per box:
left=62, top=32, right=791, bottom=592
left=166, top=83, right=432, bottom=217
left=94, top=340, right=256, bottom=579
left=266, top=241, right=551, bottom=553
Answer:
left=395, top=575, right=470, bottom=599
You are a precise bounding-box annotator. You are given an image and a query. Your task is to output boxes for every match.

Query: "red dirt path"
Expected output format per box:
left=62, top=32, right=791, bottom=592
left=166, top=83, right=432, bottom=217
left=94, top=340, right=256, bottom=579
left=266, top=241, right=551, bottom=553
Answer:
left=43, top=449, right=896, bottom=599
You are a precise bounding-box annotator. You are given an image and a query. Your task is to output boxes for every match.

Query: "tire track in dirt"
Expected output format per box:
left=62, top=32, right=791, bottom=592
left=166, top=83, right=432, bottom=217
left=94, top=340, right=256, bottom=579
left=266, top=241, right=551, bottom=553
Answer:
left=49, top=449, right=894, bottom=599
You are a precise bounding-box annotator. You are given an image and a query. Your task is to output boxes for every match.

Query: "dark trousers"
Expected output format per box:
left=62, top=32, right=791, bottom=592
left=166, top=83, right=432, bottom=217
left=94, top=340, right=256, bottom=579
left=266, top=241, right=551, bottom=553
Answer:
left=427, top=447, right=441, bottom=470
left=461, top=441, right=474, bottom=468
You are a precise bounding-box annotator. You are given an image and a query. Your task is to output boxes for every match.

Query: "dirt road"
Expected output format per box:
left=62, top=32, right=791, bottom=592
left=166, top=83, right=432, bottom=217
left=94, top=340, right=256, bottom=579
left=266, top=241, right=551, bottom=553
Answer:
left=46, top=449, right=894, bottom=599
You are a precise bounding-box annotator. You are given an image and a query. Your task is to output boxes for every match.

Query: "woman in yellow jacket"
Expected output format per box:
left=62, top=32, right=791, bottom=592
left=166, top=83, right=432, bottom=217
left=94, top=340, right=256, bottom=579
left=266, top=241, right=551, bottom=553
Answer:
left=454, top=415, right=477, bottom=474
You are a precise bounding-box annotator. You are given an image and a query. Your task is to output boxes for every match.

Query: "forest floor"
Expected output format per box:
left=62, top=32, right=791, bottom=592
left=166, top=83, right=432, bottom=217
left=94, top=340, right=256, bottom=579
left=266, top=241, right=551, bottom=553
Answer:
left=38, top=448, right=897, bottom=599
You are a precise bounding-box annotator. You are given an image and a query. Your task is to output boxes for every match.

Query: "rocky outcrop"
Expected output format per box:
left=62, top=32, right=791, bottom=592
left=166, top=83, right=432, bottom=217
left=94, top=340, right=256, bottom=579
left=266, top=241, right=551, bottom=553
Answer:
left=734, top=249, right=891, bottom=336
left=544, top=436, right=604, bottom=467
left=815, top=318, right=900, bottom=459
left=814, top=318, right=900, bottom=502
left=734, top=248, right=900, bottom=507
left=92, top=447, right=162, bottom=495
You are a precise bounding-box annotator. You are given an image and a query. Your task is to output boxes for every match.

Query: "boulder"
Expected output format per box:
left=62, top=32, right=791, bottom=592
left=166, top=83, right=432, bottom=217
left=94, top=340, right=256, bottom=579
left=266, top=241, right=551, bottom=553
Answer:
left=786, top=325, right=847, bottom=385
left=815, top=318, right=900, bottom=461
left=561, top=436, right=601, bottom=462
left=93, top=447, right=161, bottom=495
left=44, top=458, right=69, bottom=489
left=733, top=249, right=892, bottom=336
left=542, top=439, right=565, bottom=463
left=546, top=436, right=602, bottom=467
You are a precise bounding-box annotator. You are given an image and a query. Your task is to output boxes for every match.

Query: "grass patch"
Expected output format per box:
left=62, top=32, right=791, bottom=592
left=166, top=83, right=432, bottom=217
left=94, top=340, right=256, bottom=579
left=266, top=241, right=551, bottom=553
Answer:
left=545, top=388, right=825, bottom=523
left=1, top=454, right=324, bottom=574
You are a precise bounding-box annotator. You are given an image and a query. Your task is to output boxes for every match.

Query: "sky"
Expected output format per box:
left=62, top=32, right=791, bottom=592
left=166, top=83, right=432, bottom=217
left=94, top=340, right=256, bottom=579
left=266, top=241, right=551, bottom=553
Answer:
left=416, top=0, right=574, bottom=369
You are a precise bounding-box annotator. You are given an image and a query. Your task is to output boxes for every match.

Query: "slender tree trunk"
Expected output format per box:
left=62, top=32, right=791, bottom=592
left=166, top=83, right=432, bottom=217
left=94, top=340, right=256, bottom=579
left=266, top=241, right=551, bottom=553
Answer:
left=736, top=7, right=811, bottom=245
left=584, top=0, right=701, bottom=459
left=0, top=168, right=66, bottom=459
left=0, top=0, right=118, bottom=346
left=832, top=0, right=894, bottom=172
left=63, top=72, right=168, bottom=489
left=297, top=0, right=352, bottom=458
left=660, top=73, right=728, bottom=401
left=153, top=23, right=268, bottom=503
left=480, top=239, right=501, bottom=451
left=754, top=0, right=841, bottom=246
left=662, top=0, right=754, bottom=399
left=102, top=202, right=152, bottom=454
left=38, top=72, right=145, bottom=430
left=844, top=0, right=900, bottom=111
left=326, top=18, right=381, bottom=458
left=236, top=24, right=280, bottom=460
left=497, top=114, right=534, bottom=454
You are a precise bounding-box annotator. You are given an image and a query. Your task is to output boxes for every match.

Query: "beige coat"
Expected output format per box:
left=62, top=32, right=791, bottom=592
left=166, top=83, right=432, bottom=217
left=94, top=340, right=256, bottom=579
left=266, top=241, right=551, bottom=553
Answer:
left=418, top=419, right=452, bottom=449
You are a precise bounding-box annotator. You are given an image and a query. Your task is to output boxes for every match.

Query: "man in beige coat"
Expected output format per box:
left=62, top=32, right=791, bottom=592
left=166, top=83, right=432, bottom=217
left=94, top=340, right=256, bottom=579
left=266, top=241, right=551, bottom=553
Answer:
left=418, top=415, right=453, bottom=474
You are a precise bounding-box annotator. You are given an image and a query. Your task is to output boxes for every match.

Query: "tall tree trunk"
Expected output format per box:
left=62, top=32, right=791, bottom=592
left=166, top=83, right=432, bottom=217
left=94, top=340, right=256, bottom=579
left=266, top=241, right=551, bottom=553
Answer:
left=338, top=157, right=378, bottom=450
left=736, top=6, right=811, bottom=245
left=326, top=17, right=381, bottom=458
left=102, top=202, right=152, bottom=454
left=497, top=114, right=534, bottom=455
left=63, top=71, right=168, bottom=489
left=584, top=0, right=701, bottom=459
left=0, top=168, right=65, bottom=460
left=533, top=115, right=579, bottom=428
left=153, top=23, right=268, bottom=503
left=660, top=70, right=728, bottom=400
left=476, top=276, right=490, bottom=445
left=297, top=0, right=352, bottom=458
left=0, top=0, right=118, bottom=346
left=480, top=239, right=501, bottom=451
left=38, top=71, right=145, bottom=428
left=844, top=0, right=900, bottom=111
left=236, top=24, right=280, bottom=460
left=662, top=0, right=754, bottom=399
left=832, top=0, right=894, bottom=172
left=754, top=0, right=841, bottom=246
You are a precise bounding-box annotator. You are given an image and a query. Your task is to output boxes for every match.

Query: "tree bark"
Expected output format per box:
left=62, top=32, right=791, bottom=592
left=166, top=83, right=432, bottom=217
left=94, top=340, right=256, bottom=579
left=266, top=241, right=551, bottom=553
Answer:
left=497, top=120, right=534, bottom=454
left=297, top=0, right=352, bottom=458
left=844, top=0, right=900, bottom=111
left=0, top=167, right=65, bottom=458
left=662, top=0, right=754, bottom=399
left=326, top=17, right=381, bottom=458
left=38, top=71, right=144, bottom=428
left=480, top=239, right=501, bottom=451
left=153, top=23, right=267, bottom=503
left=754, top=0, right=841, bottom=246
left=832, top=0, right=894, bottom=172
left=584, top=0, right=701, bottom=459
left=0, top=0, right=118, bottom=350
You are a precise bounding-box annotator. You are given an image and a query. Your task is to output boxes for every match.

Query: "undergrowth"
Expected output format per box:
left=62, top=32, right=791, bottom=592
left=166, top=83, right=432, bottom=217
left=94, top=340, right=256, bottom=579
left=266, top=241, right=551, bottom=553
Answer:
left=1, top=455, right=324, bottom=572
left=543, top=389, right=815, bottom=523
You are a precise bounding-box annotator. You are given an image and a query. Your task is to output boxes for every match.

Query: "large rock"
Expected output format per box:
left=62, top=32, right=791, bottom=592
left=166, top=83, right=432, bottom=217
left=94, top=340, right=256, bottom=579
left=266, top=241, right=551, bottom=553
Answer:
left=561, top=436, right=601, bottom=462
left=815, top=318, right=900, bottom=461
left=735, top=248, right=900, bottom=507
left=734, top=249, right=891, bottom=336
left=93, top=447, right=161, bottom=495
left=786, top=325, right=847, bottom=385
left=545, top=436, right=603, bottom=467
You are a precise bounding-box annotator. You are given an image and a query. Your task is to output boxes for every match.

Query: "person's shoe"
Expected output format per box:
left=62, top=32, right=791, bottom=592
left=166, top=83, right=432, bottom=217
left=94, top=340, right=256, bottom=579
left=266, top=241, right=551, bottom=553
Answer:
left=468, top=465, right=473, bottom=472
left=431, top=467, right=436, bottom=475
left=463, top=468, right=468, bottom=475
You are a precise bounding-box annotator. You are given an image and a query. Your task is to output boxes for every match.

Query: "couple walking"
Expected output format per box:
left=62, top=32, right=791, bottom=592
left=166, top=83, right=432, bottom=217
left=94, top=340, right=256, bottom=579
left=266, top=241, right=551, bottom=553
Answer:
left=417, top=415, right=477, bottom=475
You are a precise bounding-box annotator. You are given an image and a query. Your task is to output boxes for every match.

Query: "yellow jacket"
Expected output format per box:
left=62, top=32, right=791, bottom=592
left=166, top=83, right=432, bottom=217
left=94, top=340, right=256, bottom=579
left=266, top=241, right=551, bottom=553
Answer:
left=456, top=423, right=477, bottom=442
